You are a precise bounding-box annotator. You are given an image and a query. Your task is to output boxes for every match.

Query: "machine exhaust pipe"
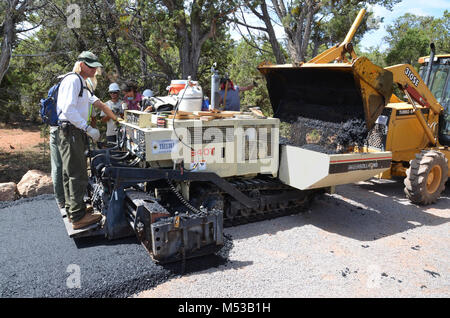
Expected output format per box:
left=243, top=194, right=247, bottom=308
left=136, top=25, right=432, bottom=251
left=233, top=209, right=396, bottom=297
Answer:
left=424, top=43, right=436, bottom=87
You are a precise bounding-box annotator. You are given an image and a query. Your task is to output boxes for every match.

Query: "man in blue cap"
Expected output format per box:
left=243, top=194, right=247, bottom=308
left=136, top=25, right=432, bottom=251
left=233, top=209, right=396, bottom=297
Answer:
left=57, top=51, right=123, bottom=229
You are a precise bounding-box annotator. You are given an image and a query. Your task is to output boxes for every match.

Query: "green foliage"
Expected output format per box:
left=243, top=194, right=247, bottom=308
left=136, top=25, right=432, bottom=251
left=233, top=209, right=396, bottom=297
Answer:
left=300, top=0, right=401, bottom=60
left=383, top=11, right=449, bottom=68
left=317, top=2, right=383, bottom=47
left=384, top=13, right=432, bottom=47
left=430, top=10, right=450, bottom=53
left=228, top=40, right=276, bottom=116
left=356, top=45, right=387, bottom=67
left=385, top=28, right=430, bottom=67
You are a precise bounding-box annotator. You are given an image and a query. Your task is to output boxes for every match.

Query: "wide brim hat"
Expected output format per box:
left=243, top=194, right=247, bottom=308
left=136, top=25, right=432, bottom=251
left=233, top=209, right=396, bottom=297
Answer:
left=77, top=51, right=103, bottom=68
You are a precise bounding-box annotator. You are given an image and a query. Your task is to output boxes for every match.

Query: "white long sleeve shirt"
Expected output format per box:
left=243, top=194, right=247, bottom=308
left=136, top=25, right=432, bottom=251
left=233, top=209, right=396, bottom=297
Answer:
left=101, top=100, right=122, bottom=136
left=56, top=73, right=99, bottom=130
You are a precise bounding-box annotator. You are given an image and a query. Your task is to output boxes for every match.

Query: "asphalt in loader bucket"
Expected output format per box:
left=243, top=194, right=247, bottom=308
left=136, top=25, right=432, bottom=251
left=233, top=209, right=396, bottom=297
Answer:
left=258, top=57, right=394, bottom=132
left=281, top=117, right=369, bottom=154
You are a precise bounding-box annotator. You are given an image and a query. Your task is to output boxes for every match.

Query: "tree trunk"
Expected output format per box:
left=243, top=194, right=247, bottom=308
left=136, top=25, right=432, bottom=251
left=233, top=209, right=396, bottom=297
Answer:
left=272, top=0, right=320, bottom=63
left=177, top=4, right=215, bottom=80
left=105, top=0, right=123, bottom=76
left=258, top=1, right=285, bottom=64
left=0, top=13, right=15, bottom=85
left=311, top=31, right=320, bottom=58
left=137, top=7, right=148, bottom=79
left=177, top=22, right=195, bottom=79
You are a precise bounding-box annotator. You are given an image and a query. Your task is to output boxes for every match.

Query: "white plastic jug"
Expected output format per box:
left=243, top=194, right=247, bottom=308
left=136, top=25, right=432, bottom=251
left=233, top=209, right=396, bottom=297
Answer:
left=178, top=83, right=203, bottom=112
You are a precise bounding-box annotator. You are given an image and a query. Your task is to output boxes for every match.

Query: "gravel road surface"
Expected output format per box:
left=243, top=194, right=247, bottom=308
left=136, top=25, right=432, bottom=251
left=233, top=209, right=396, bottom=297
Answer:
left=136, top=179, right=450, bottom=298
left=1, top=179, right=449, bottom=298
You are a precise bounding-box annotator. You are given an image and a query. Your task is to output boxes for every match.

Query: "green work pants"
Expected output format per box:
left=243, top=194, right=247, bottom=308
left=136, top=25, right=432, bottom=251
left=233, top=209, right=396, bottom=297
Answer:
left=58, top=124, right=88, bottom=222
left=49, top=126, right=65, bottom=206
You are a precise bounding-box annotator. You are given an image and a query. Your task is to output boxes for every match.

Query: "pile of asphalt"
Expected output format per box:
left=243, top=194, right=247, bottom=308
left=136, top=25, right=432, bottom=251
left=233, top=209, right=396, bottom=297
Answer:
left=0, top=196, right=232, bottom=298
left=282, top=116, right=368, bottom=154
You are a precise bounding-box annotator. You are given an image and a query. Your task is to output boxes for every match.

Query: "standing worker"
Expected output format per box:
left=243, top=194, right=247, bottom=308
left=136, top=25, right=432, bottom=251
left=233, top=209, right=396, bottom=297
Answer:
left=219, top=78, right=256, bottom=111
left=57, top=51, right=122, bottom=230
left=50, top=68, right=99, bottom=210
left=101, top=83, right=123, bottom=145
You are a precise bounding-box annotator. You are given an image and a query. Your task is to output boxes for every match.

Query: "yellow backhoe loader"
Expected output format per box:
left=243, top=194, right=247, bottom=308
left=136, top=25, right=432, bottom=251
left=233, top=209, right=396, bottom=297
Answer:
left=379, top=50, right=449, bottom=204
left=258, top=8, right=449, bottom=205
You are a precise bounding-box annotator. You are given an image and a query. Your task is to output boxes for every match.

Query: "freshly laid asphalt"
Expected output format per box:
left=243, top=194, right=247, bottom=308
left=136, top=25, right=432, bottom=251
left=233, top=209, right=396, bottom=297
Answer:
left=0, top=195, right=231, bottom=298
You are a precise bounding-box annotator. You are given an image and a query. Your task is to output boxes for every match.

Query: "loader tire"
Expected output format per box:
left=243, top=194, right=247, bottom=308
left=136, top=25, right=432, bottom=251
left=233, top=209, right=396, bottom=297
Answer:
left=404, top=150, right=448, bottom=205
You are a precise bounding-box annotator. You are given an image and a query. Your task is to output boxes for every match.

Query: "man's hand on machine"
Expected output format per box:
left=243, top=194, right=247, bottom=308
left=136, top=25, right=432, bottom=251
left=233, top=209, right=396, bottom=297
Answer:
left=86, top=125, right=100, bottom=142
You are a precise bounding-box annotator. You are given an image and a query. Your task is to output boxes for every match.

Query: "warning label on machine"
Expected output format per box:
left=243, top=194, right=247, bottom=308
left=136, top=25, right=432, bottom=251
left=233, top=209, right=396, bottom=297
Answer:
left=329, top=158, right=391, bottom=174
left=152, top=139, right=178, bottom=154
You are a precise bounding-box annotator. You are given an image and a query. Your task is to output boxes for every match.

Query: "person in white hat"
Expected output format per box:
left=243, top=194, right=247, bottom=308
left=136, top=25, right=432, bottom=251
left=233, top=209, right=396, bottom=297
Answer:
left=142, top=89, right=153, bottom=98
left=141, top=88, right=154, bottom=111
left=101, top=82, right=122, bottom=144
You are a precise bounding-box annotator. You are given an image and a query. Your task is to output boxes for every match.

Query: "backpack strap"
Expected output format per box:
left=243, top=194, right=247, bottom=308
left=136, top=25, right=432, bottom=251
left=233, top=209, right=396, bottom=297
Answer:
left=72, top=72, right=84, bottom=97
left=54, top=73, right=86, bottom=122
left=59, top=72, right=84, bottom=97
left=84, top=77, right=94, bottom=96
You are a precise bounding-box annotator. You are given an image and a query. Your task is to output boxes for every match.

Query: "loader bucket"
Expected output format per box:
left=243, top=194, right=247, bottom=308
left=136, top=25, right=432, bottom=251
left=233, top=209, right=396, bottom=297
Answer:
left=258, top=57, right=393, bottom=130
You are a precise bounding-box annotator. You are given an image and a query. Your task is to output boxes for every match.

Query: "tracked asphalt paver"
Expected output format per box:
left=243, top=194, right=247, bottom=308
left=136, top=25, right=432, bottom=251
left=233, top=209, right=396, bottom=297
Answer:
left=0, top=195, right=231, bottom=298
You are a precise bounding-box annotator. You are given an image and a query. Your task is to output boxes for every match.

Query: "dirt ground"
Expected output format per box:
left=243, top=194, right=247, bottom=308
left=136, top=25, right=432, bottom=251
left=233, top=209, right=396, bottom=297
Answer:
left=0, top=123, right=50, bottom=183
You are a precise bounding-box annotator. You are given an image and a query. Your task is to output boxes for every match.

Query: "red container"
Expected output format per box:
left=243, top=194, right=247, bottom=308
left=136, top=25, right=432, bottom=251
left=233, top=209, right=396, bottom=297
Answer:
left=168, top=80, right=187, bottom=95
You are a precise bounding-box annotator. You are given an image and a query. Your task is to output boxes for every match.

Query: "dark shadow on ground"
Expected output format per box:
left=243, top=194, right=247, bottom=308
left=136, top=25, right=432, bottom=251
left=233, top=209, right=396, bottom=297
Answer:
left=74, top=235, right=140, bottom=248
left=72, top=225, right=249, bottom=278
left=355, top=178, right=450, bottom=211
left=227, top=179, right=449, bottom=242
left=159, top=235, right=252, bottom=275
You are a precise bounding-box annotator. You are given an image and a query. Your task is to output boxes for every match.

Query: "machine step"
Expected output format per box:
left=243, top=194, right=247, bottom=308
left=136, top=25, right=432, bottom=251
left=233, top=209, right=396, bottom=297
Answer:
left=59, top=206, right=105, bottom=238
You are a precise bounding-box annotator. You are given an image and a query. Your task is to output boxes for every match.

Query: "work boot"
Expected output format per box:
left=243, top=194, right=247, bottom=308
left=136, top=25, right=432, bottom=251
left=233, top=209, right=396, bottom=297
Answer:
left=85, top=204, right=93, bottom=214
left=72, top=211, right=102, bottom=230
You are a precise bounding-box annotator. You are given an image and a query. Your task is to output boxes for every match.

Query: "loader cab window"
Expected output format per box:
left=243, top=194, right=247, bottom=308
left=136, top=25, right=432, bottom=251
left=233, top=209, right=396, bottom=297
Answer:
left=432, top=64, right=450, bottom=146
left=439, top=76, right=450, bottom=143
left=421, top=62, right=450, bottom=145
left=428, top=65, right=449, bottom=103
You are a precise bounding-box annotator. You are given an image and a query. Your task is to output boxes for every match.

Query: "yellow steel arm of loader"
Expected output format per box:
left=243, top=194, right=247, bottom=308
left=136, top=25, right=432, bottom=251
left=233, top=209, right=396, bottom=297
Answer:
left=385, top=64, right=444, bottom=145
left=307, top=8, right=366, bottom=64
